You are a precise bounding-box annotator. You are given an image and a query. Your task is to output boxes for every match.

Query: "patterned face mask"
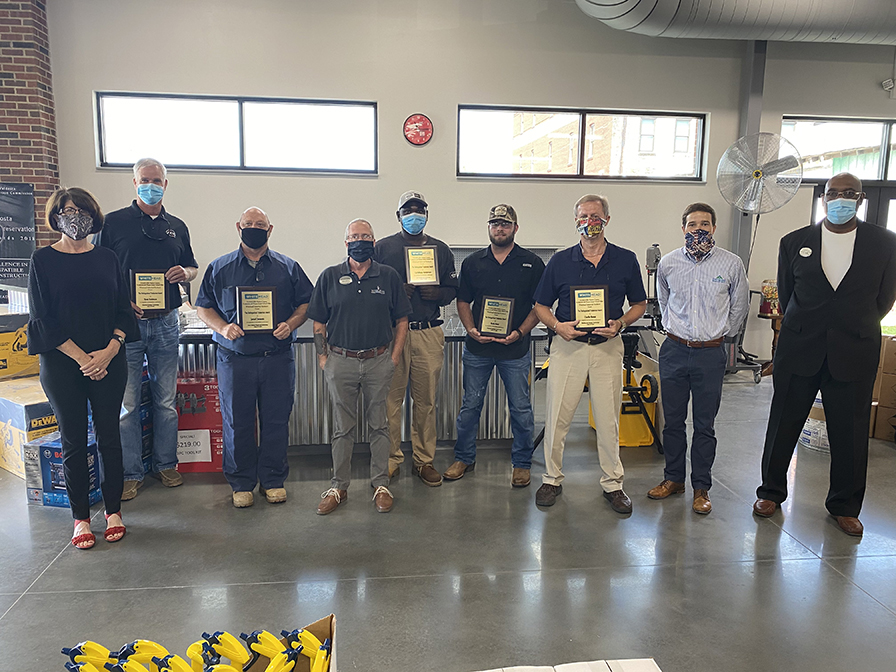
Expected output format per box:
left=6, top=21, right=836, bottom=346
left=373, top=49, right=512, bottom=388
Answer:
left=685, top=228, right=715, bottom=260
left=576, top=215, right=605, bottom=238
left=56, top=212, right=94, bottom=240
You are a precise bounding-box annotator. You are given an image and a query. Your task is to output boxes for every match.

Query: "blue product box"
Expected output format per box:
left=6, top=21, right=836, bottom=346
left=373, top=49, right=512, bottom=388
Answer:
left=23, top=431, right=102, bottom=508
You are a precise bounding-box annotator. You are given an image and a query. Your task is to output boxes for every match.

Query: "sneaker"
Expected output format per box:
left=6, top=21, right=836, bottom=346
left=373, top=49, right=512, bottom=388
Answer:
left=232, top=491, right=254, bottom=508
left=511, top=468, right=531, bottom=488
left=603, top=489, right=633, bottom=514
left=158, top=469, right=183, bottom=488
left=260, top=486, right=287, bottom=503
left=535, top=483, right=562, bottom=506
left=414, top=463, right=443, bottom=487
left=121, top=479, right=142, bottom=501
left=443, top=461, right=475, bottom=481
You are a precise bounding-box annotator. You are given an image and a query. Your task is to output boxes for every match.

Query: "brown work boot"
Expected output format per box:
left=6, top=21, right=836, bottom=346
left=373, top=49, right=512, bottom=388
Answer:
left=693, top=489, right=712, bottom=515
left=603, top=489, right=633, bottom=514
left=232, top=491, right=254, bottom=508
left=511, top=468, right=531, bottom=488
left=260, top=486, right=287, bottom=503
left=415, top=463, right=443, bottom=487
left=317, top=487, right=347, bottom=515
left=647, top=479, right=685, bottom=500
left=443, top=461, right=474, bottom=481
left=373, top=486, right=394, bottom=513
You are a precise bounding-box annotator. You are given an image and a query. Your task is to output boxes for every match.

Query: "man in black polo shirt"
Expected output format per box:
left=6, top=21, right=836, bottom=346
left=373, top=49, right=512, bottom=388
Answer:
left=443, top=204, right=545, bottom=487
left=99, top=158, right=198, bottom=500
left=309, top=219, right=412, bottom=515
left=374, top=190, right=458, bottom=487
left=532, top=194, right=647, bottom=512
left=195, top=207, right=313, bottom=508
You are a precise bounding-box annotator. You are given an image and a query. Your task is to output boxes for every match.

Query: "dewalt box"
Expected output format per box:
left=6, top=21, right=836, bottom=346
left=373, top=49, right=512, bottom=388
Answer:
left=0, top=313, right=39, bottom=380
left=23, top=430, right=101, bottom=508
left=0, top=376, right=57, bottom=478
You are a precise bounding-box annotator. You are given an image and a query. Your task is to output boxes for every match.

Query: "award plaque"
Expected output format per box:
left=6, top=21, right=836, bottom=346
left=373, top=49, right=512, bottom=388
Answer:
left=236, top=286, right=277, bottom=334
left=131, top=270, right=169, bottom=317
left=569, top=285, right=608, bottom=331
left=479, top=296, right=515, bottom=338
left=404, top=245, right=440, bottom=285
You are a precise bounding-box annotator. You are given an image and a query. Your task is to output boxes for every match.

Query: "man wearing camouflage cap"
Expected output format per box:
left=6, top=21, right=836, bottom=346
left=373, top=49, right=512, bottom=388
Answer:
left=443, top=205, right=545, bottom=487
left=374, top=190, right=458, bottom=487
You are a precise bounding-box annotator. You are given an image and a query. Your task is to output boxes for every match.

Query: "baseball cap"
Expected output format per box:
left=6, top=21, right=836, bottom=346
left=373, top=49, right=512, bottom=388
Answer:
left=398, top=190, right=428, bottom=209
left=488, top=204, right=517, bottom=225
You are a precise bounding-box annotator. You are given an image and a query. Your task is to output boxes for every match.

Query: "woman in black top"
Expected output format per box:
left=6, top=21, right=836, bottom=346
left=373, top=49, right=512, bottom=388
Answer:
left=28, top=187, right=137, bottom=549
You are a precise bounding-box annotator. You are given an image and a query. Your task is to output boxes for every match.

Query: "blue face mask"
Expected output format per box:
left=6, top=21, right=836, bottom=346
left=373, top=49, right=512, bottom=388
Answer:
left=137, top=183, right=165, bottom=206
left=826, top=198, right=858, bottom=226
left=401, top=213, right=427, bottom=235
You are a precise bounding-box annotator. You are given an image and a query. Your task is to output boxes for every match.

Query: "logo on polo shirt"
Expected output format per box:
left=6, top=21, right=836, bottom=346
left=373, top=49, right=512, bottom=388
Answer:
left=712, top=275, right=725, bottom=283
left=371, top=286, right=385, bottom=295
left=522, top=263, right=532, bottom=268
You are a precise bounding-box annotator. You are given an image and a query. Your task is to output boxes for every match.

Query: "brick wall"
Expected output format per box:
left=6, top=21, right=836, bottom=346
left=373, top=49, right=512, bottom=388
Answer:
left=0, top=0, right=58, bottom=248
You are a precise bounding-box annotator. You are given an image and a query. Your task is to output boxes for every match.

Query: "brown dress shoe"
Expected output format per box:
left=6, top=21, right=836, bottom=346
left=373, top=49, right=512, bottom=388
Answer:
left=693, top=489, right=712, bottom=515
left=752, top=498, right=778, bottom=517
left=603, top=489, right=633, bottom=514
left=511, top=468, right=531, bottom=488
left=647, top=479, right=685, bottom=500
left=833, top=515, right=864, bottom=537
left=415, top=463, right=443, bottom=487
left=535, top=483, right=562, bottom=506
left=316, top=488, right=347, bottom=515
left=443, top=461, right=475, bottom=481
left=373, top=486, right=393, bottom=513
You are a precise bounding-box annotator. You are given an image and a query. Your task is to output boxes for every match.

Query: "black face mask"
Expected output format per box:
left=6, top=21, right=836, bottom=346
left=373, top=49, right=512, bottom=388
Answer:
left=240, top=227, right=269, bottom=249
left=347, top=239, right=374, bottom=262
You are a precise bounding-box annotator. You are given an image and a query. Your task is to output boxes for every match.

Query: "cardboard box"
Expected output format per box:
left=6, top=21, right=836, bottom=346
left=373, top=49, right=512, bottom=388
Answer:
left=0, top=313, right=39, bottom=380
left=0, top=376, right=58, bottom=477
left=881, top=336, right=896, bottom=374
left=23, top=431, right=102, bottom=508
left=874, top=405, right=896, bottom=441
left=245, top=614, right=335, bottom=672
left=804, top=394, right=877, bottom=443
left=873, top=369, right=882, bottom=402
left=876, top=372, right=896, bottom=409
left=176, top=427, right=224, bottom=473
left=176, top=378, right=222, bottom=430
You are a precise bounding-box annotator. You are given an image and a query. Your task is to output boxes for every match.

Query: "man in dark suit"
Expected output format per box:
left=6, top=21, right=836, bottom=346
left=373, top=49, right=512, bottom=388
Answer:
left=753, top=172, right=896, bottom=536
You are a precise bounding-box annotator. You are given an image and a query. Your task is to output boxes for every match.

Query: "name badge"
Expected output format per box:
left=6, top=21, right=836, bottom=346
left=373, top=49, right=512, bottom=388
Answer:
left=799, top=247, right=812, bottom=257
left=339, top=276, right=353, bottom=285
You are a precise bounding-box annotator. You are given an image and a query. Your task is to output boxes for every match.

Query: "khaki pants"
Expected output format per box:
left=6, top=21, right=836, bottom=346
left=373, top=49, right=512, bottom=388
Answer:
left=543, top=336, right=624, bottom=492
left=387, top=326, right=445, bottom=471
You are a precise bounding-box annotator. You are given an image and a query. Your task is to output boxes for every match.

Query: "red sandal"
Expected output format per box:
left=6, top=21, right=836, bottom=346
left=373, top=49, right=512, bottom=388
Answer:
left=72, top=519, right=95, bottom=550
left=104, top=511, right=126, bottom=542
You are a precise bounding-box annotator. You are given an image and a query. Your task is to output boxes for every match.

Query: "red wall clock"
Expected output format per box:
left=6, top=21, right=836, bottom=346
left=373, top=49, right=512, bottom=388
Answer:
left=403, top=114, right=433, bottom=146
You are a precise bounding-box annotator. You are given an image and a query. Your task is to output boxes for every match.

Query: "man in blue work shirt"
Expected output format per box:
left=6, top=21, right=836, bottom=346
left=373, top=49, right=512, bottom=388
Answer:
left=533, top=194, right=647, bottom=512
left=648, top=203, right=748, bottom=515
left=196, top=207, right=313, bottom=508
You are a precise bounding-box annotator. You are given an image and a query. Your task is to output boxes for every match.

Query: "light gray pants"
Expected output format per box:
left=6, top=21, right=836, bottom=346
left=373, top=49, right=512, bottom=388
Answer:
left=324, top=350, right=394, bottom=490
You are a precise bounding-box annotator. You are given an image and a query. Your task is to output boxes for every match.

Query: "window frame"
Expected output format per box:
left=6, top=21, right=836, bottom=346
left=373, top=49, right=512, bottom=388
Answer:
left=456, top=104, right=706, bottom=181
left=95, top=91, right=379, bottom=175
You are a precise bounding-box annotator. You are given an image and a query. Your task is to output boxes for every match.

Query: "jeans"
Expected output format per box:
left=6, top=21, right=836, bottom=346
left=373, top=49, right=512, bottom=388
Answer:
left=121, top=310, right=180, bottom=481
left=658, top=338, right=726, bottom=490
left=454, top=347, right=535, bottom=469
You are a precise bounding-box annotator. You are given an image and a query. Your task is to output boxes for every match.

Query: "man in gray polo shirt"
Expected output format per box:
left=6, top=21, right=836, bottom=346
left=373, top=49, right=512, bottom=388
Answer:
left=307, top=218, right=412, bottom=515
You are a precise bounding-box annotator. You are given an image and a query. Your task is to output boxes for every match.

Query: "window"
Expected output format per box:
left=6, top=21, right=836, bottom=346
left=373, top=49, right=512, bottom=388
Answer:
left=457, top=105, right=705, bottom=180
left=639, top=118, right=655, bottom=153
left=780, top=117, right=889, bottom=180
left=96, top=92, right=377, bottom=174
left=674, top=119, right=690, bottom=154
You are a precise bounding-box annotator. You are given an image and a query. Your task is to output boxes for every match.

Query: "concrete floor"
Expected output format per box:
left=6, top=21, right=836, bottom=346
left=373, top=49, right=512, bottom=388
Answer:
left=2, top=375, right=896, bottom=672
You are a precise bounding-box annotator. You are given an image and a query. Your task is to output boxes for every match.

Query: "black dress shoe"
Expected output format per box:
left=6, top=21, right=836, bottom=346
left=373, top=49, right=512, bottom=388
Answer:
left=603, top=489, right=632, bottom=514
left=535, top=483, right=562, bottom=507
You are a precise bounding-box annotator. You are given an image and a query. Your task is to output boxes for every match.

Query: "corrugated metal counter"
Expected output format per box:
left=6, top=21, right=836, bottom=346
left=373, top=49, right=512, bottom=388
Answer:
left=179, top=328, right=547, bottom=446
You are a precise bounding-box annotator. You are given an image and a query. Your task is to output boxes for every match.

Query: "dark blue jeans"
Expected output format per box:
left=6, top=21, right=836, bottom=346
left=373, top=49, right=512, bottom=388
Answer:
left=217, top=347, right=295, bottom=492
left=453, top=347, right=535, bottom=469
left=658, top=338, right=726, bottom=490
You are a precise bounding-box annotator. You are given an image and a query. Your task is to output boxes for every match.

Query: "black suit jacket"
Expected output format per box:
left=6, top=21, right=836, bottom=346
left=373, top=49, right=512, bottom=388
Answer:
left=774, top=221, right=896, bottom=381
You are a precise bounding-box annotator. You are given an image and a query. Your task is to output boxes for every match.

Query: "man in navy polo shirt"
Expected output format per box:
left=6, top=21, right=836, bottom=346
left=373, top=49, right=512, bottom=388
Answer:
left=99, top=158, right=198, bottom=500
left=443, top=204, right=545, bottom=488
left=533, top=194, right=647, bottom=512
left=195, top=207, right=313, bottom=508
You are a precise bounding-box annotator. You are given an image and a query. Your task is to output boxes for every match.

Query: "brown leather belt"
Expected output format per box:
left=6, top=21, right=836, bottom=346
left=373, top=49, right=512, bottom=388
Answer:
left=667, top=333, right=724, bottom=348
left=330, top=345, right=389, bottom=360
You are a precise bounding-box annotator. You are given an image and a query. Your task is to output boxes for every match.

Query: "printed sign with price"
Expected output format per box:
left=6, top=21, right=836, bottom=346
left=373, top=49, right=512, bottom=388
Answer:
left=176, top=429, right=211, bottom=463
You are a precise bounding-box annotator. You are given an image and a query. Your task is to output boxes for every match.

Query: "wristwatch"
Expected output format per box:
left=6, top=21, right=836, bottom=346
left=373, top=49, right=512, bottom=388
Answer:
left=616, top=318, right=627, bottom=336
left=112, top=334, right=125, bottom=346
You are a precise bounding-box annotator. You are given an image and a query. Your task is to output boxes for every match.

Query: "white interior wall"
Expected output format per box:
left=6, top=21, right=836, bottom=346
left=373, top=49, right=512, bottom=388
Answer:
left=45, top=0, right=896, bottom=359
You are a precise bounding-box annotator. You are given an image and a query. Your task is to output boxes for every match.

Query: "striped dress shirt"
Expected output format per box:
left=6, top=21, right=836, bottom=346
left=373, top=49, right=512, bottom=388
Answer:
left=657, top=245, right=750, bottom=342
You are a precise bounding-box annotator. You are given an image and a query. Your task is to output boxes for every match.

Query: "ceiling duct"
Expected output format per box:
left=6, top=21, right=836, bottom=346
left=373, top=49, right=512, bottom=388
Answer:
left=575, top=0, right=896, bottom=45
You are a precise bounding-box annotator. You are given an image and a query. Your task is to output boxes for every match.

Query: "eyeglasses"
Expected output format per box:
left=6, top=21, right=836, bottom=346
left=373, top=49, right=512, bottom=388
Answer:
left=59, top=207, right=89, bottom=217
left=346, top=233, right=374, bottom=242
left=488, top=221, right=514, bottom=229
left=824, top=189, right=862, bottom=201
